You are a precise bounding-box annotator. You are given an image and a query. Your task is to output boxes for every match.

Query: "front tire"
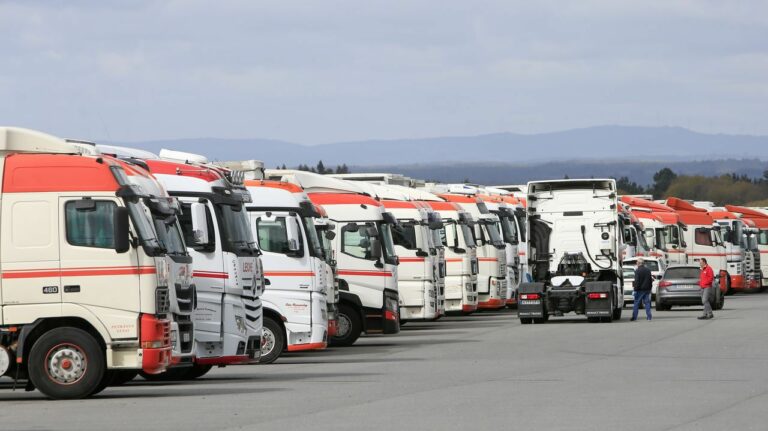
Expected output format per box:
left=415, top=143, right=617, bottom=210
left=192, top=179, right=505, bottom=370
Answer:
left=330, top=303, right=362, bottom=347
left=28, top=327, right=105, bottom=400
left=259, top=317, right=285, bottom=364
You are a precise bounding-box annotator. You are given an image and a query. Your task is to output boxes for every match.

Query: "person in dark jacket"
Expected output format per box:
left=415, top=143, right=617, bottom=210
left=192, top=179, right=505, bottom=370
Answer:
left=631, top=258, right=653, bottom=321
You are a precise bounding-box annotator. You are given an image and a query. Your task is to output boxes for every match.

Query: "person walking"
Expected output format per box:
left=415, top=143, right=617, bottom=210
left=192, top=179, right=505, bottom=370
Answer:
left=631, top=258, right=653, bottom=321
left=698, top=258, right=715, bottom=320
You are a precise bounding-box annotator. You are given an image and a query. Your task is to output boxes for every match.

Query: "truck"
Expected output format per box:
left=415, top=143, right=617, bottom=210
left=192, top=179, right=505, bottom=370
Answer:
left=725, top=204, right=768, bottom=288
left=265, top=171, right=400, bottom=346
left=0, top=127, right=173, bottom=398
left=706, top=209, right=751, bottom=293
left=144, top=151, right=263, bottom=376
left=664, top=197, right=728, bottom=305
left=433, top=190, right=507, bottom=310
left=620, top=196, right=688, bottom=265
left=242, top=179, right=329, bottom=363
left=313, top=204, right=341, bottom=336
left=94, top=144, right=196, bottom=381
left=518, top=179, right=625, bottom=323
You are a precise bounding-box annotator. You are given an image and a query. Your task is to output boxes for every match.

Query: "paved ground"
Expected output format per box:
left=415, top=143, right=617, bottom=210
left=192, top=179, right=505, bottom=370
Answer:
left=2, top=293, right=767, bottom=431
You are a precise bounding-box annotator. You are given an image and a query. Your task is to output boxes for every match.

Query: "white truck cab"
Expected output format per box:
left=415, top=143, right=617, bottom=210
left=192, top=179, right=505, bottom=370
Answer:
left=265, top=171, right=400, bottom=346
left=145, top=153, right=263, bottom=375
left=519, top=179, right=625, bottom=323
left=0, top=128, right=173, bottom=398
left=243, top=180, right=329, bottom=363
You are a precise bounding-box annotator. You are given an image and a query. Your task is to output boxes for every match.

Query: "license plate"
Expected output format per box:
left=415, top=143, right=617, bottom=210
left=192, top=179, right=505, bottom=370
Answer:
left=520, top=300, right=540, bottom=305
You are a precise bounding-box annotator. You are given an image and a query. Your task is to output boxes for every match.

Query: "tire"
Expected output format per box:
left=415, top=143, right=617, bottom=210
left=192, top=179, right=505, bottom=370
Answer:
left=713, top=289, right=725, bottom=311
left=90, top=370, right=115, bottom=396
left=182, top=364, right=213, bottom=380
left=725, top=276, right=733, bottom=296
left=27, top=327, right=105, bottom=400
left=110, top=370, right=139, bottom=386
left=329, top=303, right=362, bottom=347
left=259, top=316, right=285, bottom=364
left=612, top=304, right=623, bottom=321
left=656, top=299, right=670, bottom=311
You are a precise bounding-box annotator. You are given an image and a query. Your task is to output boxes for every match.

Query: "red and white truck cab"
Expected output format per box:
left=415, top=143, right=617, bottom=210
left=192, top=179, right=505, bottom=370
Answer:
left=144, top=151, right=262, bottom=374
left=313, top=204, right=340, bottom=337
left=706, top=209, right=751, bottom=293
left=620, top=196, right=688, bottom=265
left=242, top=180, right=329, bottom=363
left=0, top=128, right=172, bottom=398
left=665, top=198, right=728, bottom=298
left=266, top=171, right=400, bottom=346
left=437, top=192, right=507, bottom=310
left=725, top=205, right=768, bottom=288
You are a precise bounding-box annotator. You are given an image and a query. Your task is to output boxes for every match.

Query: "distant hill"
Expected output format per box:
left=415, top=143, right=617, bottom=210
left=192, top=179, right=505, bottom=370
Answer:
left=119, top=125, right=768, bottom=167
left=352, top=158, right=768, bottom=186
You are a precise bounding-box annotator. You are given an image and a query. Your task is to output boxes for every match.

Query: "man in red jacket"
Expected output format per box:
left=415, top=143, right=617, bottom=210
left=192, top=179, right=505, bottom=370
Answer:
left=698, top=258, right=715, bottom=320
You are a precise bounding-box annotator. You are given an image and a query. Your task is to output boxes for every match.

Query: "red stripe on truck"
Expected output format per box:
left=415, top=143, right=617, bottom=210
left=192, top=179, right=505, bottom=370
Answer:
left=193, top=271, right=230, bottom=279
left=264, top=271, right=315, bottom=277
left=338, top=270, right=393, bottom=277
left=2, top=266, right=156, bottom=279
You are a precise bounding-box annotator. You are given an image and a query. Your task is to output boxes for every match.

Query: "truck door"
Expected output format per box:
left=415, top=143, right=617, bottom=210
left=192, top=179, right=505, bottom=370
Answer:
left=0, top=194, right=62, bottom=320
left=59, top=197, right=141, bottom=316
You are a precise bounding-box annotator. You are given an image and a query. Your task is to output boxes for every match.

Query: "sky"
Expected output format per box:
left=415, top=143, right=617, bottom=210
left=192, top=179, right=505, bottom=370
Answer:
left=1, top=0, right=767, bottom=144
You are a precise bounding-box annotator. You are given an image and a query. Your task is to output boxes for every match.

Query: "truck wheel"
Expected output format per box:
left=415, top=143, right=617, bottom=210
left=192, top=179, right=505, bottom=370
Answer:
left=28, top=327, right=105, bottom=400
left=110, top=370, right=139, bottom=386
left=725, top=276, right=733, bottom=296
left=89, top=370, right=115, bottom=396
left=330, top=303, right=362, bottom=347
left=713, top=289, right=725, bottom=311
left=612, top=304, right=623, bottom=321
left=260, top=316, right=284, bottom=364
left=182, top=364, right=213, bottom=379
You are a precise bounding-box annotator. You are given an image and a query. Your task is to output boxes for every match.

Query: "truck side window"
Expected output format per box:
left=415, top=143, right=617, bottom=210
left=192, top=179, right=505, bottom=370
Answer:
left=255, top=216, right=294, bottom=254
left=392, top=224, right=419, bottom=250
left=342, top=223, right=373, bottom=260
left=178, top=202, right=216, bottom=251
left=694, top=228, right=712, bottom=246
left=65, top=200, right=117, bottom=249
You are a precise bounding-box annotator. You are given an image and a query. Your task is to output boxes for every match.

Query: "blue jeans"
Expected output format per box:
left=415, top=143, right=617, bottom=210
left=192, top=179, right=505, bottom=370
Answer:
left=632, top=291, right=652, bottom=320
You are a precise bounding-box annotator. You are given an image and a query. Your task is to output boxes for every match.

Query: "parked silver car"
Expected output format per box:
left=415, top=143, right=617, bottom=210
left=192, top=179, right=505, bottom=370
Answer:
left=656, top=265, right=724, bottom=311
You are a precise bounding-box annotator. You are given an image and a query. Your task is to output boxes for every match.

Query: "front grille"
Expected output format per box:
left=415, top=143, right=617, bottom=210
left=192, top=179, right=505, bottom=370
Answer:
left=175, top=283, right=194, bottom=313
left=155, top=287, right=170, bottom=314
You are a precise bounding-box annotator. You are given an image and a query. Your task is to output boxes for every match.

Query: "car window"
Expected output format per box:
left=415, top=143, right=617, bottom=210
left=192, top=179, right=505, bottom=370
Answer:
left=622, top=268, right=635, bottom=279
left=665, top=267, right=700, bottom=279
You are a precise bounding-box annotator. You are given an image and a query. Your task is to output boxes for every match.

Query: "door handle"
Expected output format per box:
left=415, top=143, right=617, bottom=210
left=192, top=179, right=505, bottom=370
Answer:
left=64, top=285, right=81, bottom=293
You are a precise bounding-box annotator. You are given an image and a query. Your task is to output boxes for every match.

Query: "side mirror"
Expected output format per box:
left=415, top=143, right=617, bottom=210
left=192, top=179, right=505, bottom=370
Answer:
left=324, top=230, right=336, bottom=241
left=190, top=203, right=210, bottom=245
left=286, top=217, right=301, bottom=252
left=428, top=220, right=443, bottom=230
left=114, top=206, right=131, bottom=253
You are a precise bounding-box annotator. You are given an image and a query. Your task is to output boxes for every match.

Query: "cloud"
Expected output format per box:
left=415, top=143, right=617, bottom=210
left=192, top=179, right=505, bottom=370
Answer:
left=0, top=0, right=766, bottom=143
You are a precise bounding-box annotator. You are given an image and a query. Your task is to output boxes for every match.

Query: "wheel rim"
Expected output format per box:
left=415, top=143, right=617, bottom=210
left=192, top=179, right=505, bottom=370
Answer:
left=261, top=327, right=275, bottom=356
left=336, top=313, right=352, bottom=338
left=45, top=343, right=87, bottom=385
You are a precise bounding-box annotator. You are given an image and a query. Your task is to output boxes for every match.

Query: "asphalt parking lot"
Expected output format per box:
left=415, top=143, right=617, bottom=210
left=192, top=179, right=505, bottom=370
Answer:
left=2, top=293, right=767, bottom=431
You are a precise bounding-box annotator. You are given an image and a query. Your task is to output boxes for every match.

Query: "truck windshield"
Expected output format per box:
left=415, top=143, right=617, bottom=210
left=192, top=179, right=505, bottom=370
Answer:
left=303, top=216, right=325, bottom=258
left=392, top=223, right=419, bottom=251
left=481, top=221, right=504, bottom=247
left=318, top=228, right=334, bottom=264
left=152, top=214, right=187, bottom=255
left=664, top=225, right=681, bottom=246
left=653, top=228, right=667, bottom=250
left=431, top=225, right=444, bottom=250
left=219, top=204, right=258, bottom=256
left=378, top=221, right=397, bottom=262
left=126, top=202, right=163, bottom=255
left=499, top=215, right=518, bottom=244
left=460, top=222, right=476, bottom=248
left=733, top=221, right=744, bottom=246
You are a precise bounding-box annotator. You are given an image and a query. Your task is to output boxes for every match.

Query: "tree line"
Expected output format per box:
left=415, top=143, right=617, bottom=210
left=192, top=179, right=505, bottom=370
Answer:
left=277, top=161, right=350, bottom=175
left=616, top=168, right=768, bottom=206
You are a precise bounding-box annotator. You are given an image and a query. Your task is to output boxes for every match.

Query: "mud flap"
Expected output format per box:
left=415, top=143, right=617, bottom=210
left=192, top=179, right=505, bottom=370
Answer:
left=585, top=281, right=612, bottom=318
left=517, top=282, right=546, bottom=319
